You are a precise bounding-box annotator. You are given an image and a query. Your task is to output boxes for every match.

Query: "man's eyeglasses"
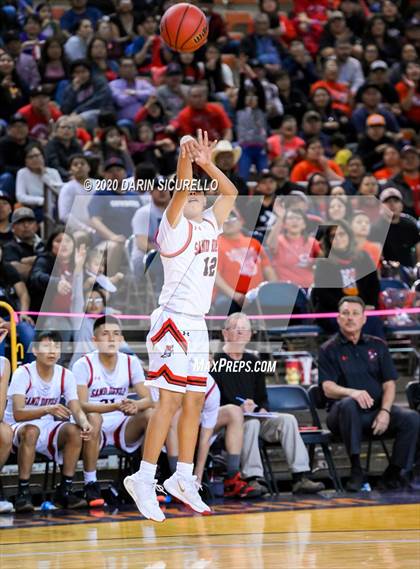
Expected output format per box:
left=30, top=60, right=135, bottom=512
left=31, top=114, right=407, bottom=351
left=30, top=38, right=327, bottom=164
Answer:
left=87, top=298, right=103, bottom=305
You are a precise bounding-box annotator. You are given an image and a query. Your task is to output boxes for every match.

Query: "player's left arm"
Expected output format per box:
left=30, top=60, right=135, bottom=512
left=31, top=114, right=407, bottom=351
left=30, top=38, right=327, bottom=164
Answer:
left=192, top=129, right=238, bottom=228
left=67, top=399, right=93, bottom=440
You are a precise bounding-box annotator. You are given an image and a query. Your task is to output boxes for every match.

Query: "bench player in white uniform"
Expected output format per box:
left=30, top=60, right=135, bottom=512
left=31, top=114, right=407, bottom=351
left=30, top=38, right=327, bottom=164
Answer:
left=73, top=315, right=154, bottom=507
left=5, top=331, right=92, bottom=512
left=124, top=130, right=238, bottom=522
left=0, top=342, right=13, bottom=513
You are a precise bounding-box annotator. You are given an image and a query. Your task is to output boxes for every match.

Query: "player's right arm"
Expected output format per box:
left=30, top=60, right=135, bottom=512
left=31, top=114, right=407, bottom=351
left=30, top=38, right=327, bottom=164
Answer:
left=165, top=135, right=196, bottom=228
left=12, top=394, right=71, bottom=421
left=76, top=384, right=124, bottom=414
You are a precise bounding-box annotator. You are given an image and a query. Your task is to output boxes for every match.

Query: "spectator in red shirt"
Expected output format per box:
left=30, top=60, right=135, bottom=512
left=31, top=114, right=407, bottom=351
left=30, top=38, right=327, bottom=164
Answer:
left=169, top=85, right=233, bottom=141
left=373, top=145, right=401, bottom=181
left=396, top=61, right=420, bottom=128
left=311, top=58, right=353, bottom=116
left=267, top=204, right=321, bottom=288
left=267, top=115, right=305, bottom=164
left=18, top=84, right=62, bottom=133
left=215, top=211, right=276, bottom=315
left=290, top=138, right=344, bottom=182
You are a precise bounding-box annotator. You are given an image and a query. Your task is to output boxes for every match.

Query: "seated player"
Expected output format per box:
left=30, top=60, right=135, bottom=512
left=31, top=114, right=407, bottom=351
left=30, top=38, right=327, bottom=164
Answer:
left=166, top=374, right=262, bottom=499
left=124, top=130, right=238, bottom=522
left=4, top=331, right=92, bottom=512
left=73, top=315, right=154, bottom=507
left=0, top=341, right=13, bottom=513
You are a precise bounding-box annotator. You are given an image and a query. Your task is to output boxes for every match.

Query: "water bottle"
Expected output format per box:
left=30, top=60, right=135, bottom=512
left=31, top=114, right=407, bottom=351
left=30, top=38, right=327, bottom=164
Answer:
left=361, top=482, right=371, bottom=492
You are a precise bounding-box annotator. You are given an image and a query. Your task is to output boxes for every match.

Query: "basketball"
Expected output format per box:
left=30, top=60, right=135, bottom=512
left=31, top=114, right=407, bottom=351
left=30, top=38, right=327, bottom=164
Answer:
left=160, top=3, right=208, bottom=53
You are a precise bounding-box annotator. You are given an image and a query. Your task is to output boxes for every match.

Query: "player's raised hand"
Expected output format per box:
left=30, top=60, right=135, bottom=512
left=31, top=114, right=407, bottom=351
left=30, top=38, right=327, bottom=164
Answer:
left=180, top=134, right=198, bottom=161
left=192, top=129, right=217, bottom=167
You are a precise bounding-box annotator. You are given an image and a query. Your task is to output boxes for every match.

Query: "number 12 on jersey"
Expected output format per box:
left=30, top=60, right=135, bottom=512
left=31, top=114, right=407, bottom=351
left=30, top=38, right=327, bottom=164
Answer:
left=203, top=256, right=217, bottom=277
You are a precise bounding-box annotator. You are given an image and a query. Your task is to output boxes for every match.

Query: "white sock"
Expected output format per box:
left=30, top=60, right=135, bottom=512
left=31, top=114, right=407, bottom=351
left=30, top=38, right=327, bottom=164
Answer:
left=138, top=460, right=157, bottom=482
left=84, top=470, right=97, bottom=484
left=176, top=462, right=193, bottom=479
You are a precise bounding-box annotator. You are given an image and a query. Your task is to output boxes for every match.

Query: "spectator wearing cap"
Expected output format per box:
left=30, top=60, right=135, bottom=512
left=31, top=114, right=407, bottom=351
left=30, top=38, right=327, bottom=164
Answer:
left=395, top=61, right=420, bottom=128
left=240, top=13, right=283, bottom=72
left=267, top=204, right=321, bottom=288
left=310, top=58, right=352, bottom=117
left=2, top=208, right=44, bottom=280
left=156, top=63, right=188, bottom=121
left=58, top=154, right=94, bottom=237
left=60, top=0, right=103, bottom=34
left=16, top=143, right=63, bottom=222
left=299, top=111, right=331, bottom=155
left=319, top=11, right=354, bottom=53
left=290, top=138, right=344, bottom=183
left=243, top=172, right=278, bottom=242
left=0, top=114, right=33, bottom=200
left=110, top=57, right=156, bottom=122
left=131, top=186, right=171, bottom=277
left=0, top=192, right=13, bottom=244
left=335, top=38, right=365, bottom=95
left=64, top=18, right=94, bottom=63
left=214, top=211, right=276, bottom=315
left=373, top=145, right=401, bottom=181
left=388, top=146, right=420, bottom=218
left=2, top=31, right=40, bottom=89
left=351, top=83, right=400, bottom=135
left=370, top=188, right=420, bottom=268
left=169, top=85, right=232, bottom=141
left=18, top=85, right=62, bottom=133
left=367, top=60, right=400, bottom=109
left=356, top=114, right=395, bottom=172
left=211, top=140, right=248, bottom=197
left=88, top=158, right=142, bottom=274
left=0, top=51, right=28, bottom=122
left=45, top=116, right=83, bottom=182
left=61, top=60, right=114, bottom=131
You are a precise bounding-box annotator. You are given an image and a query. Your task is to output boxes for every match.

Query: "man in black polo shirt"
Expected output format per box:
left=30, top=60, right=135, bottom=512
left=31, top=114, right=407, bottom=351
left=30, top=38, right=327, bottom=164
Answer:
left=212, top=312, right=325, bottom=494
left=318, top=296, right=419, bottom=491
left=3, top=208, right=45, bottom=281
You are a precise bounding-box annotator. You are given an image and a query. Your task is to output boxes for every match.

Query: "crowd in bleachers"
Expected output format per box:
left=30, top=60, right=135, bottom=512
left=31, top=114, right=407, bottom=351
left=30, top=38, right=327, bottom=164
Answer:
left=0, top=0, right=419, bottom=512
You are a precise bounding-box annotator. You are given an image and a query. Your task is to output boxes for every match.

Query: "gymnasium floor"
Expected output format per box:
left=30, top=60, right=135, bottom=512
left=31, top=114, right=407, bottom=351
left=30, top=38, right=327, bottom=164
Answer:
left=1, top=492, right=419, bottom=568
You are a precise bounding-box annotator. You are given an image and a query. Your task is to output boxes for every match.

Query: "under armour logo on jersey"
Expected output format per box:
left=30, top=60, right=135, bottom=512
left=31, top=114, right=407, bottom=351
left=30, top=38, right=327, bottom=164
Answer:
left=182, top=331, right=190, bottom=336
left=162, top=345, right=174, bottom=358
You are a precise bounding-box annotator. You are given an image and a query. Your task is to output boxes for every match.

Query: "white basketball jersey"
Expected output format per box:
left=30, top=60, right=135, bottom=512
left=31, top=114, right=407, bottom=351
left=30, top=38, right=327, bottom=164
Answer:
left=156, top=207, right=222, bottom=316
left=5, top=362, right=78, bottom=424
left=72, top=351, right=145, bottom=405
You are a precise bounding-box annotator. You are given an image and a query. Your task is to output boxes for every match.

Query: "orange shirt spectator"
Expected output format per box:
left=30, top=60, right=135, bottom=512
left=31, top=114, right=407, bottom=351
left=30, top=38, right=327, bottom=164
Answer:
left=311, top=59, right=352, bottom=116
left=273, top=234, right=321, bottom=287
left=395, top=62, right=420, bottom=126
left=291, top=157, right=343, bottom=182
left=374, top=166, right=399, bottom=180
left=18, top=85, right=62, bottom=131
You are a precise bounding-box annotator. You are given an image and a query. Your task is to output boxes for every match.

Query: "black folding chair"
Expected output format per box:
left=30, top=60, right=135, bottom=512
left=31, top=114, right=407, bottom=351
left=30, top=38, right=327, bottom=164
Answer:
left=308, top=384, right=391, bottom=473
left=259, top=385, right=343, bottom=493
left=406, top=381, right=420, bottom=411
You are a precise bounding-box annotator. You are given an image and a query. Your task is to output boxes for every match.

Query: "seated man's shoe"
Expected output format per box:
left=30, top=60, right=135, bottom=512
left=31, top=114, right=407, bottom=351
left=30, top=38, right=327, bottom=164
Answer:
left=53, top=484, right=87, bottom=509
left=346, top=471, right=364, bottom=492
left=15, top=487, right=34, bottom=513
left=224, top=473, right=262, bottom=498
left=292, top=476, right=325, bottom=494
left=377, top=465, right=405, bottom=491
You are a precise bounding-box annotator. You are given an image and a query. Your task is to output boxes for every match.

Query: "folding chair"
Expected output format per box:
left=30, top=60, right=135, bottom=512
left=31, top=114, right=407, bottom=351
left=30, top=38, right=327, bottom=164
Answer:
left=406, top=381, right=420, bottom=411
left=308, top=384, right=392, bottom=473
left=259, top=385, right=343, bottom=493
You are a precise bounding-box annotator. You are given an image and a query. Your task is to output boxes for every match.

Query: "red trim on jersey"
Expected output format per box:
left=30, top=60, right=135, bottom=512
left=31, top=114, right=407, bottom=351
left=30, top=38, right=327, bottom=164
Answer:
left=187, top=375, right=207, bottom=386
left=47, top=423, right=62, bottom=459
left=60, top=368, right=65, bottom=395
left=147, top=364, right=187, bottom=387
left=113, top=419, right=126, bottom=449
left=127, top=355, right=132, bottom=387
left=205, top=381, right=216, bottom=400
left=203, top=217, right=216, bottom=231
left=159, top=221, right=193, bottom=258
left=151, top=318, right=187, bottom=354
left=85, top=356, right=94, bottom=388
left=23, top=365, right=32, bottom=394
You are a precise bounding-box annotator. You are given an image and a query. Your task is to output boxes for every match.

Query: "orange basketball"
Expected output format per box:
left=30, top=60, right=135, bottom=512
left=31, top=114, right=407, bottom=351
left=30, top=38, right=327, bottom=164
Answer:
left=160, top=3, right=208, bottom=53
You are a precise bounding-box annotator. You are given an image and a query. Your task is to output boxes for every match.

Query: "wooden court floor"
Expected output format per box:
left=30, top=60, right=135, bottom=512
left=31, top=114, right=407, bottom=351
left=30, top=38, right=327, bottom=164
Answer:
left=1, top=503, right=419, bottom=569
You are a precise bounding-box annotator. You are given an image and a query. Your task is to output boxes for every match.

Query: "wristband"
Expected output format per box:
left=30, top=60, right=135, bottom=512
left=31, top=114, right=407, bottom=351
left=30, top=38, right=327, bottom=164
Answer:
left=380, top=408, right=391, bottom=415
